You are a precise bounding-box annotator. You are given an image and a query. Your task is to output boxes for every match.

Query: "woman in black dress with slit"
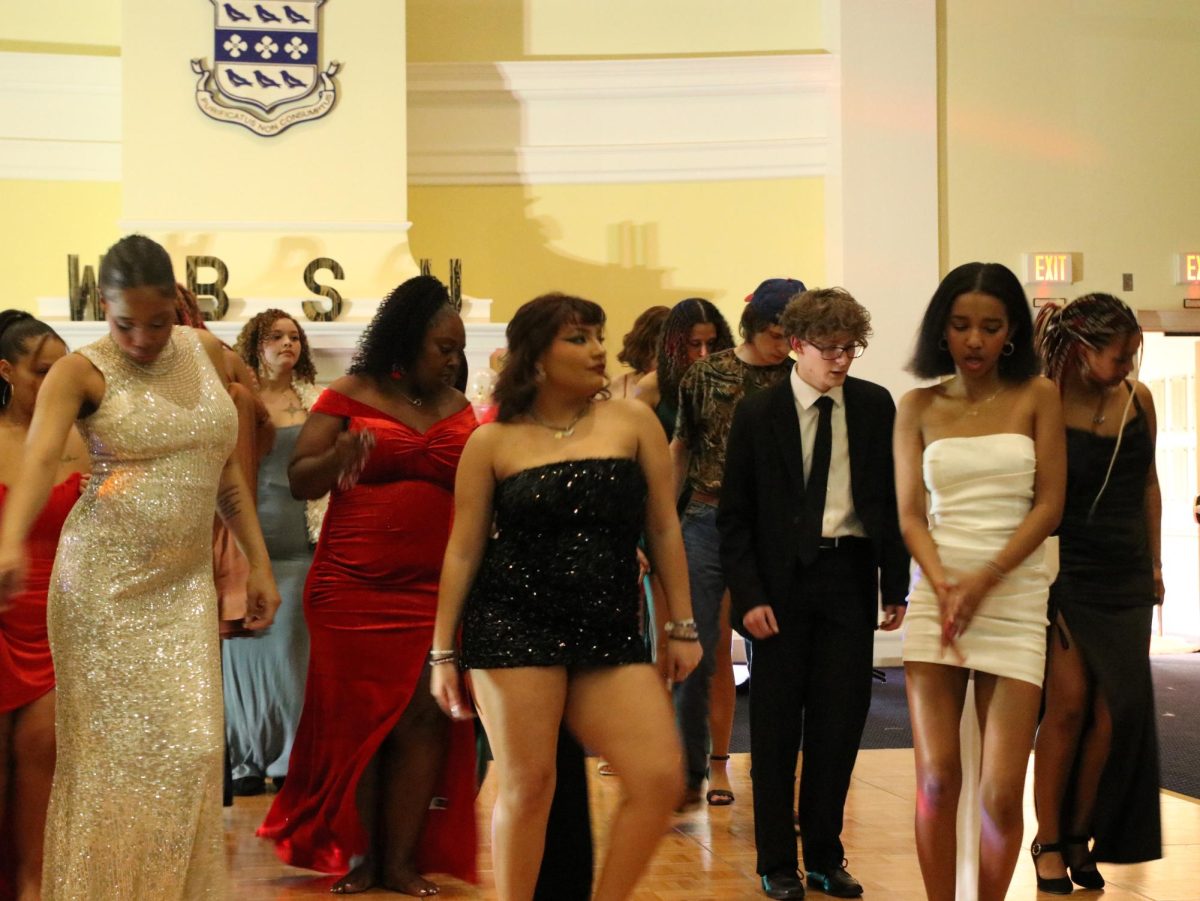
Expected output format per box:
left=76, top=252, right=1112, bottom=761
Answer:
left=431, top=293, right=701, bottom=901
left=1031, top=294, right=1163, bottom=894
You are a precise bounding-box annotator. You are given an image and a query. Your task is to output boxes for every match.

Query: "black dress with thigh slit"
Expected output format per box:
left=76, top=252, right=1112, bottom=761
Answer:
left=1050, top=386, right=1162, bottom=863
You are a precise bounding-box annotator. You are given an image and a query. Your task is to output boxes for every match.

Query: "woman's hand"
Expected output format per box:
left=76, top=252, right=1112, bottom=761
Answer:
left=635, top=547, right=650, bottom=580
left=1153, top=564, right=1165, bottom=605
left=431, top=663, right=474, bottom=721
left=334, top=429, right=375, bottom=491
left=0, top=543, right=26, bottom=613
left=934, top=575, right=966, bottom=665
left=943, top=566, right=1002, bottom=654
left=242, top=565, right=282, bottom=631
left=665, top=638, right=702, bottom=683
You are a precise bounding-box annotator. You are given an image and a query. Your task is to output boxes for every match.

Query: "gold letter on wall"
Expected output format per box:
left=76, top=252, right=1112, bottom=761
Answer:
left=67, top=255, right=102, bottom=321
left=302, top=258, right=345, bottom=321
left=186, top=256, right=231, bottom=320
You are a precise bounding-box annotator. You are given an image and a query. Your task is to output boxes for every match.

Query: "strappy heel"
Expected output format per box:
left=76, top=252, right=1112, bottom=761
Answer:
left=1064, top=835, right=1105, bottom=890
left=1030, top=839, right=1074, bottom=895
left=705, top=754, right=734, bottom=806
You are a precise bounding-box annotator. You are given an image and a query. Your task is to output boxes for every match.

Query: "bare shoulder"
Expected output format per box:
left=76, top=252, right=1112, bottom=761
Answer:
left=897, top=384, right=936, bottom=418
left=463, top=420, right=504, bottom=453
left=325, top=373, right=372, bottom=399
left=1131, top=378, right=1154, bottom=407
left=1020, top=375, right=1061, bottom=409
left=603, top=396, right=655, bottom=425
left=194, top=327, right=225, bottom=356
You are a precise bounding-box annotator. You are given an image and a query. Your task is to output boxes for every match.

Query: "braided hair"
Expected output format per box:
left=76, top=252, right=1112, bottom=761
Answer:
left=656, top=298, right=734, bottom=410
left=0, top=310, right=63, bottom=409
left=234, top=309, right=317, bottom=384
left=1035, top=292, right=1142, bottom=518
left=1035, top=293, right=1140, bottom=384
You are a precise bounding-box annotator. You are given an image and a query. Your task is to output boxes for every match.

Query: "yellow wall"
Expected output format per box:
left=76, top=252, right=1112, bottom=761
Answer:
left=0, top=181, right=121, bottom=313
left=408, top=0, right=822, bottom=61
left=1, top=1, right=119, bottom=51
left=119, top=0, right=417, bottom=305
left=408, top=178, right=825, bottom=355
left=942, top=0, right=1200, bottom=307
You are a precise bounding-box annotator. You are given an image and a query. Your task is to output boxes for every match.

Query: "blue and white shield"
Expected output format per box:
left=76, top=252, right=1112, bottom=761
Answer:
left=215, top=1, right=318, bottom=111
left=192, top=0, right=339, bottom=136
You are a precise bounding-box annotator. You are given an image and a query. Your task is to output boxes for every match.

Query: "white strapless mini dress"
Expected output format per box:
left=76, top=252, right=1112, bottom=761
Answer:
left=902, top=433, right=1049, bottom=687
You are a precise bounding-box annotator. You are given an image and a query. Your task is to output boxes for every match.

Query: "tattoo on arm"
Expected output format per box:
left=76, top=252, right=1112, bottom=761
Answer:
left=216, top=484, right=243, bottom=521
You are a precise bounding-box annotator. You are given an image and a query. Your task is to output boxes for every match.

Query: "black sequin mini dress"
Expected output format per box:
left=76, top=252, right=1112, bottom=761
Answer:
left=461, top=457, right=652, bottom=669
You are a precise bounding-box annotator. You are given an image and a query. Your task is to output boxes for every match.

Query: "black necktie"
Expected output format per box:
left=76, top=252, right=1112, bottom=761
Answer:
left=801, top=395, right=833, bottom=565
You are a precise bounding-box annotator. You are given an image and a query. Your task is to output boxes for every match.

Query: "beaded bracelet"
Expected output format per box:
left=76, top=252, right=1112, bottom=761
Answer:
left=665, top=619, right=700, bottom=641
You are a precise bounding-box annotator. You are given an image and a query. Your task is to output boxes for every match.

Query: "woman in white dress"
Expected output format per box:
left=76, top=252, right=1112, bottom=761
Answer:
left=894, top=261, right=1065, bottom=901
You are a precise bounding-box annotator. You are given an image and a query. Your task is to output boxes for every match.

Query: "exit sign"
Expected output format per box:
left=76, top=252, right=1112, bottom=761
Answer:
left=1175, top=253, right=1200, bottom=284
left=1022, top=253, right=1074, bottom=285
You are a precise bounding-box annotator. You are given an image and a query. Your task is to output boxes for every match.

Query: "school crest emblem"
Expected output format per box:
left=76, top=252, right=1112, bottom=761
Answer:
left=190, top=1, right=340, bottom=136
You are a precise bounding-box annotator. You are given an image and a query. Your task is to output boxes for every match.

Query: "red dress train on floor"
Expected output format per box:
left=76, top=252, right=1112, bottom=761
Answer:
left=258, top=391, right=477, bottom=884
left=0, top=472, right=81, bottom=897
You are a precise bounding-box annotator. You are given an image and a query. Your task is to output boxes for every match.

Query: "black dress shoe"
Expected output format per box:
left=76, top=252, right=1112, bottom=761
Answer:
left=805, top=862, right=862, bottom=898
left=232, top=775, right=266, bottom=797
left=1065, top=836, right=1104, bottom=890
left=761, top=870, right=805, bottom=899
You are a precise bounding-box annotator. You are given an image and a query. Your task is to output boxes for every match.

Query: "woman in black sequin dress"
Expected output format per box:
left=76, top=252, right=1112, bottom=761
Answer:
left=432, top=293, right=701, bottom=901
left=1031, top=295, right=1163, bottom=893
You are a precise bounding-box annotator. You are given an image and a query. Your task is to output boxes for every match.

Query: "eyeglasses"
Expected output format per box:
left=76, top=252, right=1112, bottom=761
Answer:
left=805, top=341, right=866, bottom=360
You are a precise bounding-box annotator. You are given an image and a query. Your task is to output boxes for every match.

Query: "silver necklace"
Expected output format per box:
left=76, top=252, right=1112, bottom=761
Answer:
left=529, top=401, right=591, bottom=439
left=1091, top=389, right=1108, bottom=426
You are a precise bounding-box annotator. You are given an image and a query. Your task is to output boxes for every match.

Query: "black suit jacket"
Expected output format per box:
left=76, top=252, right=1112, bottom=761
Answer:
left=717, top=375, right=910, bottom=636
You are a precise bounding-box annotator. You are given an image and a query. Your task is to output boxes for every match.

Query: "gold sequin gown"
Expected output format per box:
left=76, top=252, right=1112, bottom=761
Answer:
left=44, top=327, right=235, bottom=900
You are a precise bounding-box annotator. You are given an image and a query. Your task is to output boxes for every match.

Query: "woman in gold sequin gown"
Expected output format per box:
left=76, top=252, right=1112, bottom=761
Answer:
left=0, top=235, right=281, bottom=900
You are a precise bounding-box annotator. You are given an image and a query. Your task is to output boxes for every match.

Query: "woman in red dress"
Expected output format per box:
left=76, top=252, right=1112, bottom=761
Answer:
left=259, top=276, right=477, bottom=896
left=0, top=311, right=88, bottom=901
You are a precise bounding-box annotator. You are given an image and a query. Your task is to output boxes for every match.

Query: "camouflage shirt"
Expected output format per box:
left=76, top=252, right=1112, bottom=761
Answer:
left=675, top=348, right=792, bottom=496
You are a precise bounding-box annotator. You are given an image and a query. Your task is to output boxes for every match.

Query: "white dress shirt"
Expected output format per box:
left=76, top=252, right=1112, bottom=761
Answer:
left=790, top=367, right=866, bottom=539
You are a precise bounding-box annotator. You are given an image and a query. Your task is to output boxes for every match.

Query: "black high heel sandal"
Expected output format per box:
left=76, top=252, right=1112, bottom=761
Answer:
left=1064, top=835, right=1105, bottom=891
left=1030, top=839, right=1074, bottom=895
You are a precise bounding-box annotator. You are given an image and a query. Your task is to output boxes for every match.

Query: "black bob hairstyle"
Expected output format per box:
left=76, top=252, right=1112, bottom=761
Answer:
left=907, top=261, right=1039, bottom=382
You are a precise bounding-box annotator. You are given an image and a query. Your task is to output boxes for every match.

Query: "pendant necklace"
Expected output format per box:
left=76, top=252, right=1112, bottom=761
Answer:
left=1091, top=388, right=1108, bottom=426
left=529, top=401, right=591, bottom=439
left=962, top=385, right=1003, bottom=416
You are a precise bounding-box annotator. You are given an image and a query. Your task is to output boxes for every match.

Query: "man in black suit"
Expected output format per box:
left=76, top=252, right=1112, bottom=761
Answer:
left=718, top=287, right=910, bottom=900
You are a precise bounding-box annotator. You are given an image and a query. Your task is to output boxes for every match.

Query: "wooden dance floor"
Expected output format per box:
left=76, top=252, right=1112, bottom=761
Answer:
left=227, top=749, right=1199, bottom=900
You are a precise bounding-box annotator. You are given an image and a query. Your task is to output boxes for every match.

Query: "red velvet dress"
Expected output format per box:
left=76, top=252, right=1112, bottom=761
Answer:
left=258, top=391, right=477, bottom=884
left=0, top=472, right=80, bottom=898
left=0, top=472, right=81, bottom=713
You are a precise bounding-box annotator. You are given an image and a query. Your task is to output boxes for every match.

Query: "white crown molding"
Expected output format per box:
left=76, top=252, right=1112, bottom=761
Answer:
left=408, top=55, right=833, bottom=185
left=0, top=52, right=120, bottom=181
left=0, top=51, right=830, bottom=186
